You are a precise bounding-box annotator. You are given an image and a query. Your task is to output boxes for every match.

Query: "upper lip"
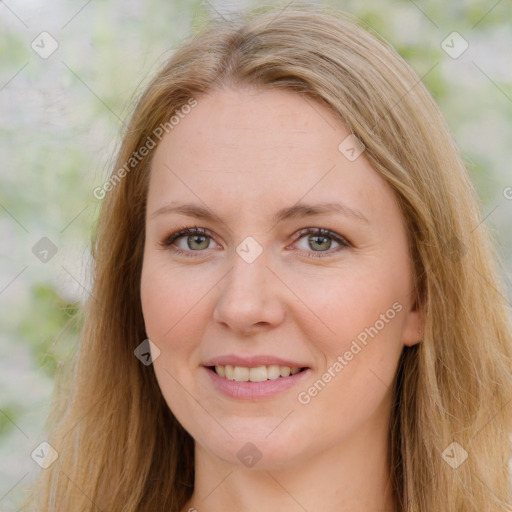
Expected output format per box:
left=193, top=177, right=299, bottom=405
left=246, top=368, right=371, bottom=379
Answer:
left=203, top=355, right=310, bottom=369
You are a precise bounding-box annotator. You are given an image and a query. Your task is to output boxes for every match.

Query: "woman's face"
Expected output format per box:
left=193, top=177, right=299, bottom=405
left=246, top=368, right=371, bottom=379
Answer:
left=140, top=86, right=422, bottom=469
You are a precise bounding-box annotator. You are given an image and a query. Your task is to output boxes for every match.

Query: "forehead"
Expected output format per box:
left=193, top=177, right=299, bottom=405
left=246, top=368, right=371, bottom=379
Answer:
left=147, top=87, right=394, bottom=222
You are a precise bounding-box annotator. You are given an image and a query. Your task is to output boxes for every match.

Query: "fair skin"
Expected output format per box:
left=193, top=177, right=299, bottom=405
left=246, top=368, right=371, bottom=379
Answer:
left=140, top=86, right=423, bottom=512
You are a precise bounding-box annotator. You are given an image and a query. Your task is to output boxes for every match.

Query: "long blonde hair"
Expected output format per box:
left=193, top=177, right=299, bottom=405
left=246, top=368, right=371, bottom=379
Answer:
left=25, top=4, right=512, bottom=511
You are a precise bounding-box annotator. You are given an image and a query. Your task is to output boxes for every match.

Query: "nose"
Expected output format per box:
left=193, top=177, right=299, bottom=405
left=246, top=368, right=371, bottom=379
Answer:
left=212, top=248, right=286, bottom=335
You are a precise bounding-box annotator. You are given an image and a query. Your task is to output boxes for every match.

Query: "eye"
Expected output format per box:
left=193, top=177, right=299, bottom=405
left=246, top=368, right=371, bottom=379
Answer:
left=159, top=225, right=351, bottom=259
left=160, top=225, right=218, bottom=257
left=293, top=227, right=351, bottom=259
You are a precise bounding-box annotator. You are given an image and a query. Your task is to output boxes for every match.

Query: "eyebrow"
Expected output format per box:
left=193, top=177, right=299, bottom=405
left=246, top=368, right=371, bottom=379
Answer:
left=150, top=201, right=369, bottom=224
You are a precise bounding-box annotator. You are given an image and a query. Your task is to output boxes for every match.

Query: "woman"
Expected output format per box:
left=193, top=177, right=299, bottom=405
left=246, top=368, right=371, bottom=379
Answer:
left=26, top=4, right=512, bottom=512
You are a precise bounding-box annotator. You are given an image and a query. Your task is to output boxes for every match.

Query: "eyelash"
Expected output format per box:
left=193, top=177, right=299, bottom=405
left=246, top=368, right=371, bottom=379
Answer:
left=159, top=224, right=351, bottom=259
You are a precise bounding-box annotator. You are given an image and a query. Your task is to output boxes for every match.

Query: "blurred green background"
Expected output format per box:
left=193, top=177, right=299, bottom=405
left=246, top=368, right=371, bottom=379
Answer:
left=1, top=0, right=511, bottom=509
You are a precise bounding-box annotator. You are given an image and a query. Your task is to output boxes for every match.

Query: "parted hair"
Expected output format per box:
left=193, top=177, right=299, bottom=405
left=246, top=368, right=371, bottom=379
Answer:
left=26, top=4, right=512, bottom=511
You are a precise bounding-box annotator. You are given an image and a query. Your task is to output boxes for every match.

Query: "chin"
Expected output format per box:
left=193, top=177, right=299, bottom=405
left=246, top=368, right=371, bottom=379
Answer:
left=200, top=427, right=306, bottom=471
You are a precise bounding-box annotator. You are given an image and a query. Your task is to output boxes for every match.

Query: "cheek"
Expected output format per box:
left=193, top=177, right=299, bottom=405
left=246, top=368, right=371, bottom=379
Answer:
left=288, top=264, right=406, bottom=350
left=140, top=259, right=206, bottom=426
left=140, top=256, right=209, bottom=343
left=293, top=273, right=404, bottom=433
left=286, top=264, right=407, bottom=414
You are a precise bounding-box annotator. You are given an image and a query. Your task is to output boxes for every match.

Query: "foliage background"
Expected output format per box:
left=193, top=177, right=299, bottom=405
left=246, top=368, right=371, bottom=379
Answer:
left=0, top=0, right=511, bottom=509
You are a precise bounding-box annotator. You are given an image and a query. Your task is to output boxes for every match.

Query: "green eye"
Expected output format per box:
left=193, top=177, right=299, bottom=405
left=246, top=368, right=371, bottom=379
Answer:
left=294, top=227, right=351, bottom=259
left=161, top=226, right=351, bottom=259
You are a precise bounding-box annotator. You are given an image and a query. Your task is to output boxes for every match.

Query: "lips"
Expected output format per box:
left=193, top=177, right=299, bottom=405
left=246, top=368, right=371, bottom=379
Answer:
left=204, top=364, right=311, bottom=399
left=202, top=354, right=311, bottom=397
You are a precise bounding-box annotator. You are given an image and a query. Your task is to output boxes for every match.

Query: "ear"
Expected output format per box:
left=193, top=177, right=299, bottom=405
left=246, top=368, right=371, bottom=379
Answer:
left=401, top=296, right=424, bottom=347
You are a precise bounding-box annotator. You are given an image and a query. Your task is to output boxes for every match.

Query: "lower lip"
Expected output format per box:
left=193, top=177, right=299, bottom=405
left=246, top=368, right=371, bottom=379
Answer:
left=204, top=366, right=311, bottom=400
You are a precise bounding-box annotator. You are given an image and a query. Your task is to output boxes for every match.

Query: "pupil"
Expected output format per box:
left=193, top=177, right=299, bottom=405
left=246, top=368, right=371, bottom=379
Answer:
left=311, top=235, right=331, bottom=251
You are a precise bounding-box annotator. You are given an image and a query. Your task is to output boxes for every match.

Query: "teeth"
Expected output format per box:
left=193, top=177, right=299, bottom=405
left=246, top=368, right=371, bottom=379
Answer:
left=267, top=365, right=281, bottom=380
left=234, top=366, right=249, bottom=381
left=249, top=366, right=267, bottom=382
left=279, top=366, right=290, bottom=377
left=214, top=364, right=303, bottom=382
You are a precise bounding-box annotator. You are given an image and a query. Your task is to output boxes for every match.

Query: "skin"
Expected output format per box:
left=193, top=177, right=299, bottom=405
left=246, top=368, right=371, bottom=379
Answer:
left=140, top=86, right=423, bottom=512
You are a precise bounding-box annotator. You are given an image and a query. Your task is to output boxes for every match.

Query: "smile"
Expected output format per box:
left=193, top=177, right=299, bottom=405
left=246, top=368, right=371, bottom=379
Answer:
left=211, top=364, right=306, bottom=382
left=204, top=365, right=311, bottom=400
